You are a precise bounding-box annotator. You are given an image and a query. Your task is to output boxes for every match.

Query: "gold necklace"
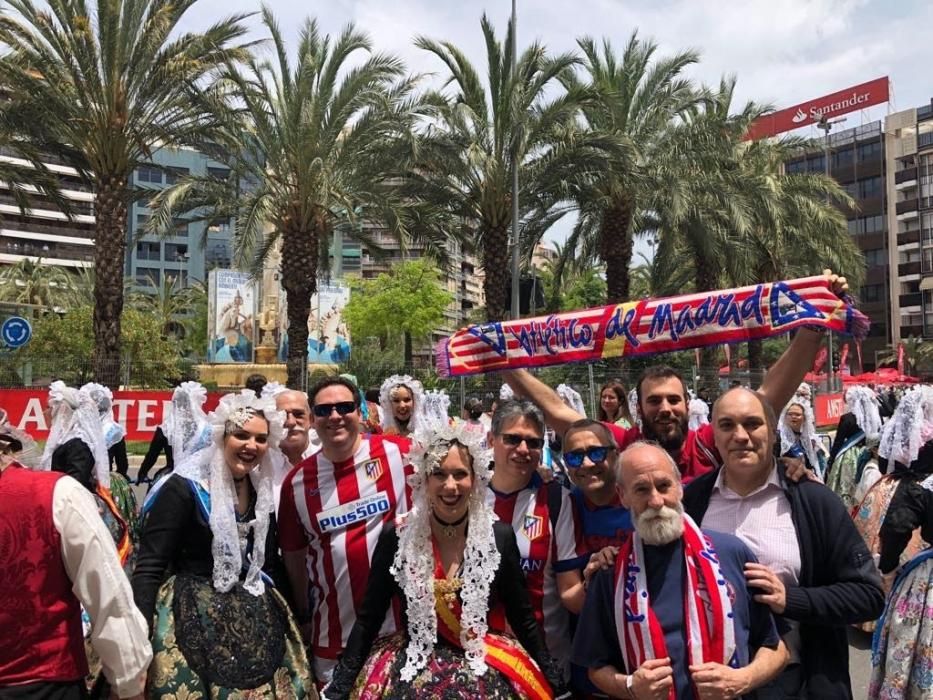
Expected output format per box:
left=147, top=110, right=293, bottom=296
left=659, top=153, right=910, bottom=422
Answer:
left=434, top=576, right=463, bottom=610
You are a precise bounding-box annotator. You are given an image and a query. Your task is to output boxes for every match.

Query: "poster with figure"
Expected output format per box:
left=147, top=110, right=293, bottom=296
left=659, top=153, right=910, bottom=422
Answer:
left=208, top=269, right=257, bottom=363
left=276, top=282, right=351, bottom=364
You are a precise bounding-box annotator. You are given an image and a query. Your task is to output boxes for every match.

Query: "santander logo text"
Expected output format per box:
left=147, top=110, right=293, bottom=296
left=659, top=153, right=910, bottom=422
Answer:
left=745, top=77, right=889, bottom=140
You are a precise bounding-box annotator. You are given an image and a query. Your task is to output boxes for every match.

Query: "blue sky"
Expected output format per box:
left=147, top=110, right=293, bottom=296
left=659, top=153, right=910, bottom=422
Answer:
left=185, top=0, right=931, bottom=255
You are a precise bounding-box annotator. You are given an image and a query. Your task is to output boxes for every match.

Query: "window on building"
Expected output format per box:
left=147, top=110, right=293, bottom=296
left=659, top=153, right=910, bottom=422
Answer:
left=207, top=167, right=231, bottom=181
left=207, top=219, right=232, bottom=235
left=862, top=284, right=883, bottom=302
left=901, top=280, right=921, bottom=295
left=899, top=249, right=921, bottom=264
left=806, top=155, right=825, bottom=172
left=832, top=147, right=854, bottom=169
left=165, top=167, right=189, bottom=185
left=164, top=268, right=187, bottom=287
left=137, top=166, right=162, bottom=184
left=173, top=219, right=189, bottom=238
left=785, top=160, right=807, bottom=174
left=136, top=241, right=160, bottom=261
left=165, top=243, right=189, bottom=261
left=857, top=140, right=882, bottom=162
left=858, top=175, right=883, bottom=199
left=864, top=248, right=886, bottom=267
left=136, top=267, right=161, bottom=286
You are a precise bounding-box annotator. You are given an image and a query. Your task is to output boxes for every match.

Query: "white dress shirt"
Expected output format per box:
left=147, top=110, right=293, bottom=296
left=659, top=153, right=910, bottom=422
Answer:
left=53, top=476, right=152, bottom=697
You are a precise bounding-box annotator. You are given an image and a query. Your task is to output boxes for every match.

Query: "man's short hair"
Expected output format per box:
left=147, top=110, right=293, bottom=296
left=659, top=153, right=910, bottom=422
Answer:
left=364, top=388, right=380, bottom=404
left=562, top=419, right=618, bottom=451
left=490, top=399, right=545, bottom=437
left=309, top=376, right=360, bottom=407
left=244, top=373, right=268, bottom=394
left=635, top=366, right=689, bottom=408
left=619, top=440, right=682, bottom=485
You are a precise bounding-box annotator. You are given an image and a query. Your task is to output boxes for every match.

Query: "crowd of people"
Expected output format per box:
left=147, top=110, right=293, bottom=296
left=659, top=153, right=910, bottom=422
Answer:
left=2, top=277, right=932, bottom=699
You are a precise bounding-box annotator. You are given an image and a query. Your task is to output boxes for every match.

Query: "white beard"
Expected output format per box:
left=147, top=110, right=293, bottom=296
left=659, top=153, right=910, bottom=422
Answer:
left=635, top=503, right=685, bottom=546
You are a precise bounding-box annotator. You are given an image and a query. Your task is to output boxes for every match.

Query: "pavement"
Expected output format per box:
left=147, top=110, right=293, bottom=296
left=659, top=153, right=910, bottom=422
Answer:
left=123, top=457, right=879, bottom=698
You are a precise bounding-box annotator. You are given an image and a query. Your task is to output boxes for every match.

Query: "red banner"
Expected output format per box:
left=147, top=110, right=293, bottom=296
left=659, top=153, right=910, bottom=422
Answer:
left=745, top=77, right=889, bottom=140
left=0, top=389, right=222, bottom=441
left=812, top=346, right=829, bottom=374
left=814, top=393, right=845, bottom=427
left=839, top=343, right=850, bottom=376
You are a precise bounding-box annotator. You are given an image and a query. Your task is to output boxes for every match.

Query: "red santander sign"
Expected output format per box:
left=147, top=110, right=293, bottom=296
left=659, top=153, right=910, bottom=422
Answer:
left=745, top=76, right=889, bottom=141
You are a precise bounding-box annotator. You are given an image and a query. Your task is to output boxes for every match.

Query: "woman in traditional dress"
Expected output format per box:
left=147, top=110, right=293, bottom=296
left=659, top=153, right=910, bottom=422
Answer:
left=378, top=375, right=424, bottom=438
left=870, top=387, right=933, bottom=699
left=132, top=390, right=314, bottom=699
left=826, top=386, right=883, bottom=508
left=596, top=381, right=632, bottom=428
left=324, top=421, right=568, bottom=700
left=779, top=386, right=827, bottom=478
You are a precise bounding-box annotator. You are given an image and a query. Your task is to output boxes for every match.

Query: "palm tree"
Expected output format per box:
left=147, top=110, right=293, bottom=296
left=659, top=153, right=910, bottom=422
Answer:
left=0, top=257, right=73, bottom=310
left=0, top=0, right=254, bottom=386
left=558, top=33, right=699, bottom=303
left=146, top=8, right=425, bottom=387
left=401, top=15, right=607, bottom=321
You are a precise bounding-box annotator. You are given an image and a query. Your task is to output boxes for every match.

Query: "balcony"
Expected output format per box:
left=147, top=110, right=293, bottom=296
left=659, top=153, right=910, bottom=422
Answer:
left=920, top=132, right=933, bottom=149
left=899, top=262, right=922, bottom=276
left=896, top=167, right=919, bottom=185
left=900, top=293, right=923, bottom=308
left=920, top=104, right=933, bottom=121
left=898, top=199, right=920, bottom=215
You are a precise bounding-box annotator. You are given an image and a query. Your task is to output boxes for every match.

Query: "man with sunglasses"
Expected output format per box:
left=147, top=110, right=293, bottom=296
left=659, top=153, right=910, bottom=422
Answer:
left=486, top=399, right=573, bottom=678
left=278, top=376, right=411, bottom=687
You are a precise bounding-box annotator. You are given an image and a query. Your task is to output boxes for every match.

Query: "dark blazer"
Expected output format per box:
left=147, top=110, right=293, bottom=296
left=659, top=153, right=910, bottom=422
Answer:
left=326, top=520, right=566, bottom=699
left=683, top=465, right=884, bottom=699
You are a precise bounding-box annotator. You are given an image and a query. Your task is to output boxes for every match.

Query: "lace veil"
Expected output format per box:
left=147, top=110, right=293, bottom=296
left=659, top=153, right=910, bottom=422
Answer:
left=164, top=382, right=213, bottom=483
left=203, top=389, right=286, bottom=595
left=688, top=396, right=710, bottom=431
left=392, top=406, right=498, bottom=681
left=879, top=385, right=933, bottom=468
left=80, top=383, right=127, bottom=449
left=0, top=421, right=40, bottom=468
left=627, top=388, right=640, bottom=427
left=379, top=375, right=426, bottom=433
left=39, top=380, right=111, bottom=489
left=845, top=385, right=882, bottom=441
left=556, top=384, right=586, bottom=417
left=778, top=383, right=820, bottom=469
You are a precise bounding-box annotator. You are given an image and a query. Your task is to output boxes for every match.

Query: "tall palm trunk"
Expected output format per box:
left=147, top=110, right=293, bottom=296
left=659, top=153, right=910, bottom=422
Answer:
left=695, top=244, right=720, bottom=399
left=93, top=175, right=128, bottom=388
left=483, top=223, right=511, bottom=321
left=601, top=199, right=635, bottom=304
left=281, top=219, right=321, bottom=389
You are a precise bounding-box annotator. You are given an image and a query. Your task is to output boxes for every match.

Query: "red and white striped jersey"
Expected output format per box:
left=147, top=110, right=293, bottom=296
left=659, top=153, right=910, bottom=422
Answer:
left=278, top=434, right=411, bottom=681
left=485, top=474, right=572, bottom=671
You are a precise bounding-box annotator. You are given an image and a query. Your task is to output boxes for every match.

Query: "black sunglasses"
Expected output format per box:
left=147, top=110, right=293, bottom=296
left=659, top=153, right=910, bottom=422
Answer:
left=312, top=401, right=357, bottom=418
left=500, top=433, right=545, bottom=450
left=563, top=445, right=612, bottom=469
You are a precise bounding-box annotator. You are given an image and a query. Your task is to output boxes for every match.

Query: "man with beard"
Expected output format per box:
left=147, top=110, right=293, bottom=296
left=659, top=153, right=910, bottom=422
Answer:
left=683, top=388, right=883, bottom=698
left=278, top=376, right=411, bottom=686
left=574, top=442, right=788, bottom=700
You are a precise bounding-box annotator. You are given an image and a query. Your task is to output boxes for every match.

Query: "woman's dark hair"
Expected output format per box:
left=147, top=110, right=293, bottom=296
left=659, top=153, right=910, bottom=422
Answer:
left=597, top=381, right=633, bottom=424
left=464, top=397, right=484, bottom=421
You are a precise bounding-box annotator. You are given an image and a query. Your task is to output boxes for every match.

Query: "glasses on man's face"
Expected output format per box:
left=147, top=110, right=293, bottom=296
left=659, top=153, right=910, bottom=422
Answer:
left=500, top=433, right=545, bottom=450
left=312, top=401, right=357, bottom=418
left=563, top=445, right=612, bottom=469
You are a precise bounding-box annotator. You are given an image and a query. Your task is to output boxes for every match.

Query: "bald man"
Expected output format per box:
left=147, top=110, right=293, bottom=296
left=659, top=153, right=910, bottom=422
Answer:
left=575, top=442, right=787, bottom=700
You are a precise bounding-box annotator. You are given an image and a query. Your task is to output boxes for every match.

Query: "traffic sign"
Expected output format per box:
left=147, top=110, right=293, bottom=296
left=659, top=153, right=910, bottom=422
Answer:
left=1, top=316, right=32, bottom=348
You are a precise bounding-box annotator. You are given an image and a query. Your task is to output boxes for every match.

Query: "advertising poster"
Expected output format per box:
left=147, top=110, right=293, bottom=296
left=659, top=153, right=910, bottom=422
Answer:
left=277, top=282, right=351, bottom=364
left=208, top=269, right=257, bottom=363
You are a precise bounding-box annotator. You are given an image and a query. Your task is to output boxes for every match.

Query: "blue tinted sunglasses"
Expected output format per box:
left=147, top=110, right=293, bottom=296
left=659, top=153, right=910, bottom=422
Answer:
left=563, top=445, right=612, bottom=469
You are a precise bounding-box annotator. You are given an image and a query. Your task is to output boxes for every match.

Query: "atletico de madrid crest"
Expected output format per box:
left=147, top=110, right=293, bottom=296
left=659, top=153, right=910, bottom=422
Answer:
left=363, top=458, right=383, bottom=481
left=523, top=514, right=544, bottom=541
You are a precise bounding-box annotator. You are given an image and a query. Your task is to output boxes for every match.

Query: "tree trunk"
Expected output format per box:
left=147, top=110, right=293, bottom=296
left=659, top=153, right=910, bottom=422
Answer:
left=404, top=331, right=413, bottom=368
left=747, top=338, right=764, bottom=381
left=93, top=174, right=128, bottom=388
left=695, top=248, right=720, bottom=399
left=600, top=198, right=635, bottom=304
left=281, top=218, right=321, bottom=389
left=482, top=223, right=511, bottom=321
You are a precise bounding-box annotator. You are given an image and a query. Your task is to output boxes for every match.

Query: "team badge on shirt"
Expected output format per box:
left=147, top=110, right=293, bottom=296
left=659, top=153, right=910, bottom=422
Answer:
left=523, top=514, right=544, bottom=541
left=362, top=458, right=383, bottom=481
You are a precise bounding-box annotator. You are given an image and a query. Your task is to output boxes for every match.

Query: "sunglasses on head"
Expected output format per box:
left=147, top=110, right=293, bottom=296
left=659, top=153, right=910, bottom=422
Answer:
left=563, top=445, right=612, bottom=469
left=312, top=401, right=357, bottom=418
left=500, top=433, right=545, bottom=450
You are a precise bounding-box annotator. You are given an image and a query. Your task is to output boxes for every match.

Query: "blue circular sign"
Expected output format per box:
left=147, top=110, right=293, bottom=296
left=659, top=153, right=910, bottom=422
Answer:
left=1, top=316, right=32, bottom=348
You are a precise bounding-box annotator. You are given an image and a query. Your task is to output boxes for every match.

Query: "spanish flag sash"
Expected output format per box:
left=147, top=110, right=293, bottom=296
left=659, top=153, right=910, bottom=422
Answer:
left=432, top=555, right=552, bottom=700
left=95, top=483, right=132, bottom=566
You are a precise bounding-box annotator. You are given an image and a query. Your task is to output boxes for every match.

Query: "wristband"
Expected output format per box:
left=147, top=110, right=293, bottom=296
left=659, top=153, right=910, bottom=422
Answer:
left=626, top=673, right=635, bottom=698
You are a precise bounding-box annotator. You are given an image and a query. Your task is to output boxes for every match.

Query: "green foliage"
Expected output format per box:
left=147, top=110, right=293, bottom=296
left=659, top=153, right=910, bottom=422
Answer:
left=343, top=261, right=453, bottom=354
left=14, top=306, right=182, bottom=387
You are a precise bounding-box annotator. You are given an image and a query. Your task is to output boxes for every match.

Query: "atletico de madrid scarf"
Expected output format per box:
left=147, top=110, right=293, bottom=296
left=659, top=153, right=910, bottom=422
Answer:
left=436, top=276, right=868, bottom=377
left=613, top=514, right=737, bottom=699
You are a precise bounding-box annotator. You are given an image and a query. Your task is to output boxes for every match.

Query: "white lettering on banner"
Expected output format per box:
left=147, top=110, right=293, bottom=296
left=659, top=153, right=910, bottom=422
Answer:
left=136, top=400, right=159, bottom=431
left=317, top=492, right=391, bottom=533
left=16, top=398, right=47, bottom=431
left=112, top=399, right=132, bottom=426
left=826, top=398, right=845, bottom=420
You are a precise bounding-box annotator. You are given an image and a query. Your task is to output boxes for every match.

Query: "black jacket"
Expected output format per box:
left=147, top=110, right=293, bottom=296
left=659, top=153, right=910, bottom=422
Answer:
left=51, top=437, right=96, bottom=491
left=138, top=427, right=173, bottom=481
left=879, top=479, right=933, bottom=573
left=683, top=466, right=884, bottom=699
left=326, top=520, right=566, bottom=699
